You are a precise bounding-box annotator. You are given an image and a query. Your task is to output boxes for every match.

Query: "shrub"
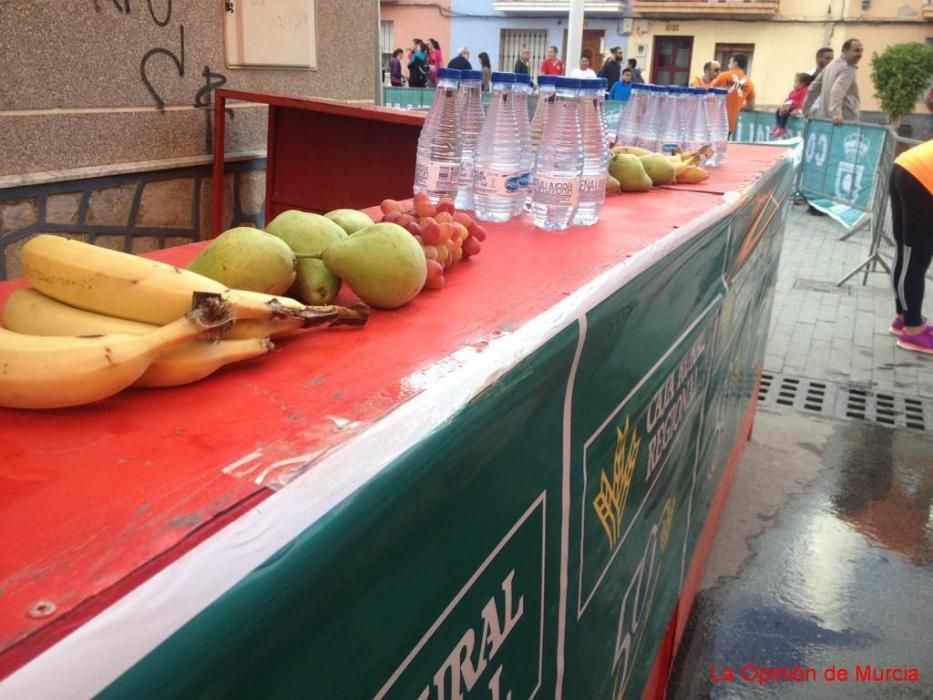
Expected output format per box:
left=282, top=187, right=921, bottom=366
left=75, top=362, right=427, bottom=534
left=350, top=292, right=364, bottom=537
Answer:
left=870, top=42, right=933, bottom=126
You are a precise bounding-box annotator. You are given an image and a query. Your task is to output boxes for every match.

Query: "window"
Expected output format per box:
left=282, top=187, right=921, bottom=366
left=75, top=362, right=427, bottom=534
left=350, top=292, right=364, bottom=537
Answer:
left=380, top=20, right=394, bottom=70
left=499, top=29, right=548, bottom=79
left=715, top=43, right=755, bottom=75
left=652, top=36, right=693, bottom=86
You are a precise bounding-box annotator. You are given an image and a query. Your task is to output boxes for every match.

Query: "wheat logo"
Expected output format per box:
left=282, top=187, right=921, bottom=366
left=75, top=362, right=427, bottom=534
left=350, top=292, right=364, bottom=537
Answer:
left=659, top=496, right=675, bottom=551
left=593, top=416, right=641, bottom=548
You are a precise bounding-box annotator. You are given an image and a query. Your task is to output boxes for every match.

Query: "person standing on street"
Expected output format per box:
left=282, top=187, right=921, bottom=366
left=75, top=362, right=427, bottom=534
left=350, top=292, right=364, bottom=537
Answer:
left=598, top=47, right=624, bottom=92
left=609, top=68, right=634, bottom=102
left=389, top=48, right=404, bottom=87
left=448, top=47, right=472, bottom=71
left=710, top=53, right=756, bottom=136
left=407, top=40, right=430, bottom=88
left=692, top=61, right=721, bottom=87
left=889, top=139, right=933, bottom=354
left=478, top=52, right=492, bottom=91
left=570, top=55, right=597, bottom=79
left=540, top=46, right=564, bottom=77
left=804, top=39, right=862, bottom=124
left=514, top=47, right=531, bottom=76
left=807, top=47, right=835, bottom=113
left=427, top=39, right=444, bottom=87
left=627, top=58, right=644, bottom=83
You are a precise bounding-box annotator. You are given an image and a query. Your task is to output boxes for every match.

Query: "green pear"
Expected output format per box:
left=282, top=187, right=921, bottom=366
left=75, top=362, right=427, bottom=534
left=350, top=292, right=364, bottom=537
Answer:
left=609, top=154, right=653, bottom=192
left=605, top=174, right=621, bottom=195
left=322, top=223, right=426, bottom=309
left=187, top=226, right=296, bottom=295
left=639, top=154, right=676, bottom=186
left=265, top=210, right=347, bottom=256
left=290, top=258, right=341, bottom=305
left=325, top=209, right=375, bottom=235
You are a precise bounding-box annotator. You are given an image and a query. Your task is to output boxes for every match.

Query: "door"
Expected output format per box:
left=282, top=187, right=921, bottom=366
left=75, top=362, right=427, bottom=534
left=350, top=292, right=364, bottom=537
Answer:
left=500, top=28, right=549, bottom=79
left=651, top=36, right=693, bottom=86
left=563, top=29, right=605, bottom=73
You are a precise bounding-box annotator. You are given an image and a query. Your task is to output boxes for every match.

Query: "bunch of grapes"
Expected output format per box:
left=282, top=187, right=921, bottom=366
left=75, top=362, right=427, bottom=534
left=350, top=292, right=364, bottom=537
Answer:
left=380, top=192, right=488, bottom=291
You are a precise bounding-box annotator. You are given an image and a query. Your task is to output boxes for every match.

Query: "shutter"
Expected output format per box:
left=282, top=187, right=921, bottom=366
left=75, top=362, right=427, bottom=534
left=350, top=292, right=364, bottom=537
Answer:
left=499, top=29, right=549, bottom=81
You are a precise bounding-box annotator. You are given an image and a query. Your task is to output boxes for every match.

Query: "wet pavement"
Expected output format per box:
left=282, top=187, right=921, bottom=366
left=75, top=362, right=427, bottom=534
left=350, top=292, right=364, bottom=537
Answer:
left=667, top=407, right=933, bottom=699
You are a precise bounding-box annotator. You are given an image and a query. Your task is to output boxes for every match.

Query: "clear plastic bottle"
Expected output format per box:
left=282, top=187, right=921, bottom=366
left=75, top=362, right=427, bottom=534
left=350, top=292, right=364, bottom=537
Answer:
left=512, top=73, right=534, bottom=216
left=454, top=70, right=486, bottom=211
left=473, top=72, right=522, bottom=222
left=658, top=87, right=685, bottom=155
left=531, top=77, right=583, bottom=231
left=413, top=68, right=462, bottom=202
left=531, top=75, right=558, bottom=156
left=683, top=87, right=708, bottom=153
left=597, top=77, right=609, bottom=144
left=707, top=88, right=729, bottom=167
left=635, top=85, right=661, bottom=152
left=615, top=83, right=644, bottom=147
left=575, top=79, right=609, bottom=226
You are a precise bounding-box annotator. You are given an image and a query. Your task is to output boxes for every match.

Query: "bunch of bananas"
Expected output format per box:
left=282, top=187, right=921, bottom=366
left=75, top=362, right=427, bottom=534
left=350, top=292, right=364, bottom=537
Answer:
left=0, top=235, right=370, bottom=410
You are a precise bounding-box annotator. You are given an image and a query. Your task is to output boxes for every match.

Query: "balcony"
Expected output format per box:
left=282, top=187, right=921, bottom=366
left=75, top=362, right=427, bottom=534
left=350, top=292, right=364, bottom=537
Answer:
left=924, top=0, right=933, bottom=20
left=492, top=0, right=627, bottom=13
left=633, top=0, right=780, bottom=18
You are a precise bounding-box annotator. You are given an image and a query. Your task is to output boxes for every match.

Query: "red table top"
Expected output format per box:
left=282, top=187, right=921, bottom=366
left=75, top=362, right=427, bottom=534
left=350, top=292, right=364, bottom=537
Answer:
left=0, top=144, right=787, bottom=675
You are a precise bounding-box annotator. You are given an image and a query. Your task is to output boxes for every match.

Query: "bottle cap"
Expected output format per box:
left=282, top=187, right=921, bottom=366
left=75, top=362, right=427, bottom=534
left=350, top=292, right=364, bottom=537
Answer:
left=537, top=75, right=558, bottom=86
left=556, top=77, right=582, bottom=90
left=491, top=72, right=516, bottom=83
left=599, top=77, right=608, bottom=89
left=437, top=68, right=461, bottom=81
left=514, top=73, right=532, bottom=84
left=460, top=70, right=484, bottom=81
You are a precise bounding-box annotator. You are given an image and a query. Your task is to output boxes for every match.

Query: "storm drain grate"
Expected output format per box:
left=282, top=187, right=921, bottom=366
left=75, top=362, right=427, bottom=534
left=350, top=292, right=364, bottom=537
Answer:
left=758, top=372, right=932, bottom=433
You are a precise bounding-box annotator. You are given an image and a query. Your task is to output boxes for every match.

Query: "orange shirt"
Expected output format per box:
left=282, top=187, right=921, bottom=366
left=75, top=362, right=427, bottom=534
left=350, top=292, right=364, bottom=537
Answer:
left=710, top=69, right=756, bottom=134
left=691, top=76, right=710, bottom=88
left=894, top=139, right=933, bottom=195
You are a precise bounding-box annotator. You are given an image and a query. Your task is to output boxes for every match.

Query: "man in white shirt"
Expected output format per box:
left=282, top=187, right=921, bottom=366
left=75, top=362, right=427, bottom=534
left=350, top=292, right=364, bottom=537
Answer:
left=570, top=55, right=597, bottom=79
left=807, top=46, right=834, bottom=113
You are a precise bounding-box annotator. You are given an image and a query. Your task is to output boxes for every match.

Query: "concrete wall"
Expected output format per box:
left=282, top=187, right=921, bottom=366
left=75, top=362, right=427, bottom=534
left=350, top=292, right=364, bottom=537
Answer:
left=632, top=0, right=932, bottom=112
left=450, top=0, right=630, bottom=76
left=0, top=0, right=378, bottom=178
left=380, top=0, right=452, bottom=81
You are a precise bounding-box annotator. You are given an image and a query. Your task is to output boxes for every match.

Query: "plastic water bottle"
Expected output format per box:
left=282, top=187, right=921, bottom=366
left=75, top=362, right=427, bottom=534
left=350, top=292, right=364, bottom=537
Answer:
left=473, top=73, right=522, bottom=222
left=530, top=75, right=557, bottom=155
left=575, top=79, right=609, bottom=226
left=597, top=77, right=609, bottom=144
left=658, top=87, right=685, bottom=155
left=707, top=88, right=729, bottom=166
left=636, top=85, right=661, bottom=152
left=511, top=73, right=534, bottom=216
left=683, top=87, right=709, bottom=154
left=531, top=77, right=583, bottom=231
left=413, top=68, right=462, bottom=202
left=455, top=70, right=485, bottom=211
left=615, top=83, right=644, bottom=146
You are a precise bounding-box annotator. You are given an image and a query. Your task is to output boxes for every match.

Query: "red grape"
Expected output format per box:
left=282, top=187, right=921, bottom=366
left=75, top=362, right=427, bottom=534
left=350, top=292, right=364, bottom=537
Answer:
left=436, top=211, right=454, bottom=224
left=462, top=235, right=481, bottom=258
left=404, top=221, right=423, bottom=237
left=452, top=212, right=473, bottom=230
left=382, top=210, right=402, bottom=223
left=422, top=244, right=439, bottom=261
left=413, top=192, right=436, bottom=218
left=470, top=225, right=488, bottom=242
left=436, top=198, right=456, bottom=216
left=381, top=199, right=404, bottom=214
left=438, top=223, right=453, bottom=244
left=425, top=260, right=445, bottom=290
left=397, top=213, right=414, bottom=227
left=421, top=218, right=441, bottom=244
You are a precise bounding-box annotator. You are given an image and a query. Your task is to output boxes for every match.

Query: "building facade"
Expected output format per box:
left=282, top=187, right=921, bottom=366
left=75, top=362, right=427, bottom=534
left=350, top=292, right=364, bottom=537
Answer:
left=380, top=1, right=453, bottom=80
left=449, top=0, right=632, bottom=80
left=630, top=0, right=932, bottom=113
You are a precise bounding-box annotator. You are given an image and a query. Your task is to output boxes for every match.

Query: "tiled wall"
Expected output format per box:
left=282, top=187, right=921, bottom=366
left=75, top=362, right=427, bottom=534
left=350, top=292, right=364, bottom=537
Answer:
left=0, top=160, right=265, bottom=280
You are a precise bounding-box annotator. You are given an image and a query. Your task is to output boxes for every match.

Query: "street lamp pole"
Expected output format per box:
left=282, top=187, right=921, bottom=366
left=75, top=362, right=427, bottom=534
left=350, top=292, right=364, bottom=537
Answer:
left=566, top=0, right=585, bottom=75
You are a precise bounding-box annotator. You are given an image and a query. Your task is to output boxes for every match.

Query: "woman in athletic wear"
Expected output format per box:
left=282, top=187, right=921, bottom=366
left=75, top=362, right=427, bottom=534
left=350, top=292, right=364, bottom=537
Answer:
left=889, top=139, right=933, bottom=354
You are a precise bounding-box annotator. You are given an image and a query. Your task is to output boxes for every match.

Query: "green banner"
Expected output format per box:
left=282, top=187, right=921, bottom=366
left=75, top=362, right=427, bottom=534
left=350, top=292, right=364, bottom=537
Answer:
left=98, top=156, right=796, bottom=700
left=733, top=111, right=806, bottom=143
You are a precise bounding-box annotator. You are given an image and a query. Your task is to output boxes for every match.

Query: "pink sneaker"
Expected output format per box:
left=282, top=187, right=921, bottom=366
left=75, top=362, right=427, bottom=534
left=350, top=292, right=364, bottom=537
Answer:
left=896, top=326, right=933, bottom=355
left=890, top=316, right=927, bottom=335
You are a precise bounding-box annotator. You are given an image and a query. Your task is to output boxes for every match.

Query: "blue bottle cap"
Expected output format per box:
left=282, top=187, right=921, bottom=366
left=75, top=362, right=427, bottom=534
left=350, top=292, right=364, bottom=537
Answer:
left=537, top=75, right=558, bottom=86
left=582, top=78, right=603, bottom=89
left=437, top=68, right=461, bottom=81
left=491, top=72, right=516, bottom=83
left=514, top=73, right=532, bottom=84
left=556, top=77, right=582, bottom=90
left=460, top=70, right=483, bottom=81
left=599, top=77, right=608, bottom=89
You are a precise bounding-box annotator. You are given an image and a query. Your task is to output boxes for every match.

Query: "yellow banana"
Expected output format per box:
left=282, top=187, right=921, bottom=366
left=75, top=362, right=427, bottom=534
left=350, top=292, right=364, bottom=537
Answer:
left=20, top=235, right=369, bottom=328
left=676, top=166, right=711, bottom=184
left=2, top=288, right=274, bottom=387
left=611, top=145, right=653, bottom=157
left=0, top=295, right=232, bottom=409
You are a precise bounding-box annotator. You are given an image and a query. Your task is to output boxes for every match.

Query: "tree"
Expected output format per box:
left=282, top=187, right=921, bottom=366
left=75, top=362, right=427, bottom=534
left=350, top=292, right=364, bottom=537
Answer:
left=870, top=43, right=933, bottom=127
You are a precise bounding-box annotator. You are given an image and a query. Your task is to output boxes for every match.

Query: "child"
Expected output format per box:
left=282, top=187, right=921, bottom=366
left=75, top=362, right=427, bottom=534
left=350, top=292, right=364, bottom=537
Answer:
left=609, top=67, right=634, bottom=102
left=772, top=72, right=813, bottom=137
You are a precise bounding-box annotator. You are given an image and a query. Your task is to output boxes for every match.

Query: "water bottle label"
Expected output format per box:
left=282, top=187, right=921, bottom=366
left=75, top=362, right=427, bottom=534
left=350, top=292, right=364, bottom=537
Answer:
left=660, top=143, right=679, bottom=156
left=532, top=176, right=578, bottom=208
left=517, top=171, right=532, bottom=190
left=473, top=168, right=524, bottom=198
left=417, top=160, right=461, bottom=192
left=578, top=176, right=606, bottom=204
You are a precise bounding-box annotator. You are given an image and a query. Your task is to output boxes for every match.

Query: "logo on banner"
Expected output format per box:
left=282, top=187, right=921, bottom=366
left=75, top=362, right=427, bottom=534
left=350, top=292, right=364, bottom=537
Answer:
left=593, top=416, right=641, bottom=547
left=834, top=134, right=869, bottom=201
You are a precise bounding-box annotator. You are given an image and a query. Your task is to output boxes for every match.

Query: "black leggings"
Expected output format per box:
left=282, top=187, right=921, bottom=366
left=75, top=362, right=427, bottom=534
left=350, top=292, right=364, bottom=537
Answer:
left=890, top=164, right=933, bottom=327
left=774, top=108, right=791, bottom=129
